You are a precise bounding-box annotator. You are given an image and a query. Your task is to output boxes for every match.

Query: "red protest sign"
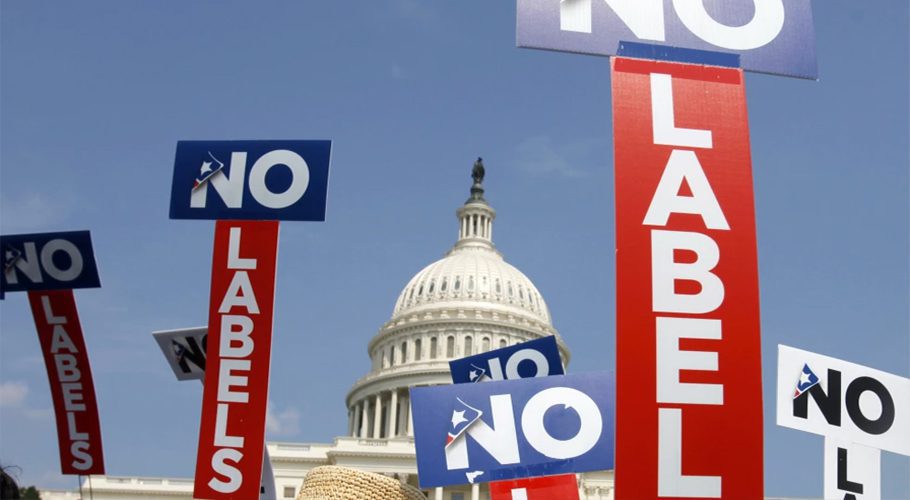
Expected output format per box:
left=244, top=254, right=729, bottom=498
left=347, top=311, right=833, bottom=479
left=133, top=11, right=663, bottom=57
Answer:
left=194, top=220, right=279, bottom=499
left=612, top=57, right=764, bottom=499
left=27, top=290, right=105, bottom=475
left=489, top=474, right=579, bottom=500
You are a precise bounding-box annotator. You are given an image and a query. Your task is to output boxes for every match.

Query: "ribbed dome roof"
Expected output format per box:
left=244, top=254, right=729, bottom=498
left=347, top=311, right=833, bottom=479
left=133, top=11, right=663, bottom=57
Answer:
left=390, top=159, right=552, bottom=326
left=391, top=244, right=552, bottom=324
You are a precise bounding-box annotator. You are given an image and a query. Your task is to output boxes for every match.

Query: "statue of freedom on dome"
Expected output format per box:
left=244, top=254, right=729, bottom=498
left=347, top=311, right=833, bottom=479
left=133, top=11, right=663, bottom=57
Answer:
left=472, top=157, right=485, bottom=185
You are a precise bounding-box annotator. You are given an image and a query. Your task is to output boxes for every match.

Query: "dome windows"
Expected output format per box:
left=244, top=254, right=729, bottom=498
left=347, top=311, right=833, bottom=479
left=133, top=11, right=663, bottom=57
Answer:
left=430, top=337, right=438, bottom=359
left=464, top=336, right=473, bottom=356
left=441, top=278, right=448, bottom=292
left=454, top=277, right=461, bottom=292
left=414, top=338, right=422, bottom=361
left=446, top=336, right=455, bottom=358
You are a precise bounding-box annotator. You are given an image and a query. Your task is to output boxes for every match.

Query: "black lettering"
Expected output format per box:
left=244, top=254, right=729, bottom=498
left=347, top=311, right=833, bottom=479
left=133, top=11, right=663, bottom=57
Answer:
left=846, top=376, right=894, bottom=435
left=173, top=337, right=206, bottom=373
left=794, top=369, right=841, bottom=426
left=837, top=447, right=863, bottom=495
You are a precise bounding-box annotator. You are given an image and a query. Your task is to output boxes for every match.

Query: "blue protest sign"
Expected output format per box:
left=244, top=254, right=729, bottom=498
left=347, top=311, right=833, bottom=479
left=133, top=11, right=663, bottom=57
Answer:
left=411, top=372, right=614, bottom=488
left=169, top=140, right=331, bottom=221
left=1, top=231, right=100, bottom=295
left=517, top=0, right=817, bottom=79
left=449, top=336, right=564, bottom=384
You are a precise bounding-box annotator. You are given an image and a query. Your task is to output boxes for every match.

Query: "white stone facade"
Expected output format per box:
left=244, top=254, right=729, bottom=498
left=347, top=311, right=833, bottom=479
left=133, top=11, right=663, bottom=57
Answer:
left=47, top=177, right=614, bottom=500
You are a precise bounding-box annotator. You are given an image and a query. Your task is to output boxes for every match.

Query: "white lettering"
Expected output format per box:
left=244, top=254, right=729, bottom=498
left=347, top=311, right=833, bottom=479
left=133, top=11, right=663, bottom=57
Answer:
left=658, top=408, right=721, bottom=497
left=209, top=448, right=243, bottom=493
left=248, top=150, right=310, bottom=209
left=67, top=411, right=88, bottom=440
left=50, top=325, right=79, bottom=354
left=673, top=0, right=785, bottom=50
left=227, top=227, right=257, bottom=270
left=40, top=239, right=84, bottom=282
left=445, top=395, right=520, bottom=470
left=41, top=295, right=67, bottom=325
left=561, top=0, right=665, bottom=41
left=217, top=359, right=250, bottom=404
left=651, top=230, right=724, bottom=314
left=214, top=403, right=244, bottom=448
left=61, top=382, right=85, bottom=411
left=656, top=317, right=723, bottom=405
left=54, top=354, right=81, bottom=383
left=191, top=152, right=247, bottom=208
left=220, top=315, right=255, bottom=358
left=4, top=242, right=41, bottom=284
left=70, top=441, right=93, bottom=471
left=218, top=271, right=260, bottom=314
left=643, top=150, right=729, bottom=230
left=522, top=387, right=602, bottom=459
left=650, top=74, right=713, bottom=149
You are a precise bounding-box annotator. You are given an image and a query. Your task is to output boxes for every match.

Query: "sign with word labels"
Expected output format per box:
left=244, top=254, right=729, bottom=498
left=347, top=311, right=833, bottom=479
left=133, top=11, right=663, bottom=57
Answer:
left=449, top=336, right=564, bottom=384
left=2, top=231, right=101, bottom=296
left=517, top=0, right=817, bottom=79
left=27, top=290, right=105, bottom=475
left=612, top=49, right=764, bottom=499
left=411, top=372, right=614, bottom=489
left=2, top=231, right=105, bottom=475
left=193, top=220, right=279, bottom=499
left=170, top=140, right=331, bottom=221
left=449, top=336, right=578, bottom=499
left=153, top=326, right=277, bottom=500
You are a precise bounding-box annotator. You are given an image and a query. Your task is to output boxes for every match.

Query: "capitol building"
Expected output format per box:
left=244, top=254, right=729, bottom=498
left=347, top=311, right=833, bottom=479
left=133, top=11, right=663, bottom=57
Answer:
left=42, top=167, right=615, bottom=500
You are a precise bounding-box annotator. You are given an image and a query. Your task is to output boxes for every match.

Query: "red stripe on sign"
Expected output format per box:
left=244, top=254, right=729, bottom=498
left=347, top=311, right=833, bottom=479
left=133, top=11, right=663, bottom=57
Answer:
left=27, top=290, right=105, bottom=475
left=489, top=474, right=579, bottom=500
left=612, top=57, right=763, bottom=499
left=194, top=220, right=279, bottom=499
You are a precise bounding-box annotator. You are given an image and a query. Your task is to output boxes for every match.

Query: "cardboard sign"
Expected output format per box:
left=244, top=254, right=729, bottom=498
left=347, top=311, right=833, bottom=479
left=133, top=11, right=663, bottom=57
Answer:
left=450, top=336, right=577, bottom=499
left=824, top=438, right=881, bottom=500
left=489, top=474, right=579, bottom=500
left=612, top=54, right=763, bottom=498
left=776, top=345, right=910, bottom=456
left=153, top=327, right=208, bottom=381
left=170, top=140, right=331, bottom=221
left=516, top=0, right=817, bottom=79
left=27, top=290, right=104, bottom=475
left=153, top=327, right=276, bottom=500
left=194, top=220, right=279, bottom=499
left=2, top=231, right=100, bottom=295
left=449, top=336, right=564, bottom=384
left=411, top=372, right=614, bottom=488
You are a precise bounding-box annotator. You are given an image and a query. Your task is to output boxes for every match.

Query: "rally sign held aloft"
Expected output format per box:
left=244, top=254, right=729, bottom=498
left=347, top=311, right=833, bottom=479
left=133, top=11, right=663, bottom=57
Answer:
left=28, top=290, right=105, bottom=475
left=612, top=50, right=764, bottom=498
left=449, top=336, right=578, bottom=500
left=449, top=336, right=564, bottom=384
left=170, top=140, right=331, bottom=221
left=2, top=231, right=105, bottom=475
left=193, top=220, right=279, bottom=499
left=777, top=345, right=910, bottom=456
left=517, top=0, right=817, bottom=79
left=2, top=231, right=101, bottom=296
left=411, top=372, right=614, bottom=489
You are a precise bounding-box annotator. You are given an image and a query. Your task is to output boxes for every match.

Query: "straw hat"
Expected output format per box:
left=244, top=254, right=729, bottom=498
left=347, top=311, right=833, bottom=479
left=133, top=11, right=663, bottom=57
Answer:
left=296, top=465, right=426, bottom=500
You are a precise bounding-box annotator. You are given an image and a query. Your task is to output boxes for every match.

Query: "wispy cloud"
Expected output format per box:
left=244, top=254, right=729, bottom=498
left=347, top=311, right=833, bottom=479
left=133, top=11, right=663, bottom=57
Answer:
left=266, top=401, right=300, bottom=437
left=512, top=135, right=599, bottom=178
left=0, top=381, right=28, bottom=407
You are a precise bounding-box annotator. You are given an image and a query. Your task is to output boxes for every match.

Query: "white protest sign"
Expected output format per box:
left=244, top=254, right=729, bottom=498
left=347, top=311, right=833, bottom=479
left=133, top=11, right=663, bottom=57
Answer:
left=776, top=345, right=910, bottom=456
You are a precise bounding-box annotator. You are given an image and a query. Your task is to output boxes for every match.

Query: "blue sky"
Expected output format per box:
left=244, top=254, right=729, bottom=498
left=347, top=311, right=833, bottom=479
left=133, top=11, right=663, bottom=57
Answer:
left=1, top=1, right=907, bottom=497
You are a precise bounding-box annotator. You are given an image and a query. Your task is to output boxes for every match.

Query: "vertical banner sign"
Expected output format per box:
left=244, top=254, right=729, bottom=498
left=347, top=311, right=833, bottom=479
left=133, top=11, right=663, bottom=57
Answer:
left=27, top=290, right=105, bottom=474
left=824, top=439, right=881, bottom=500
left=194, top=220, right=279, bottom=499
left=612, top=54, right=763, bottom=498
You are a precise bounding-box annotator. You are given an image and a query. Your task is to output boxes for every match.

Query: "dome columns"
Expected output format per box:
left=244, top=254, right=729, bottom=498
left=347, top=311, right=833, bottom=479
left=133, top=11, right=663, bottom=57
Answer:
left=348, top=388, right=415, bottom=440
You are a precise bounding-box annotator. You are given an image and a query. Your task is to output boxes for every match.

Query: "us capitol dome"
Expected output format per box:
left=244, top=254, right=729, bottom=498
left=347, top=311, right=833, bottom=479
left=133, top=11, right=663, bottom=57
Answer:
left=48, top=161, right=614, bottom=500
